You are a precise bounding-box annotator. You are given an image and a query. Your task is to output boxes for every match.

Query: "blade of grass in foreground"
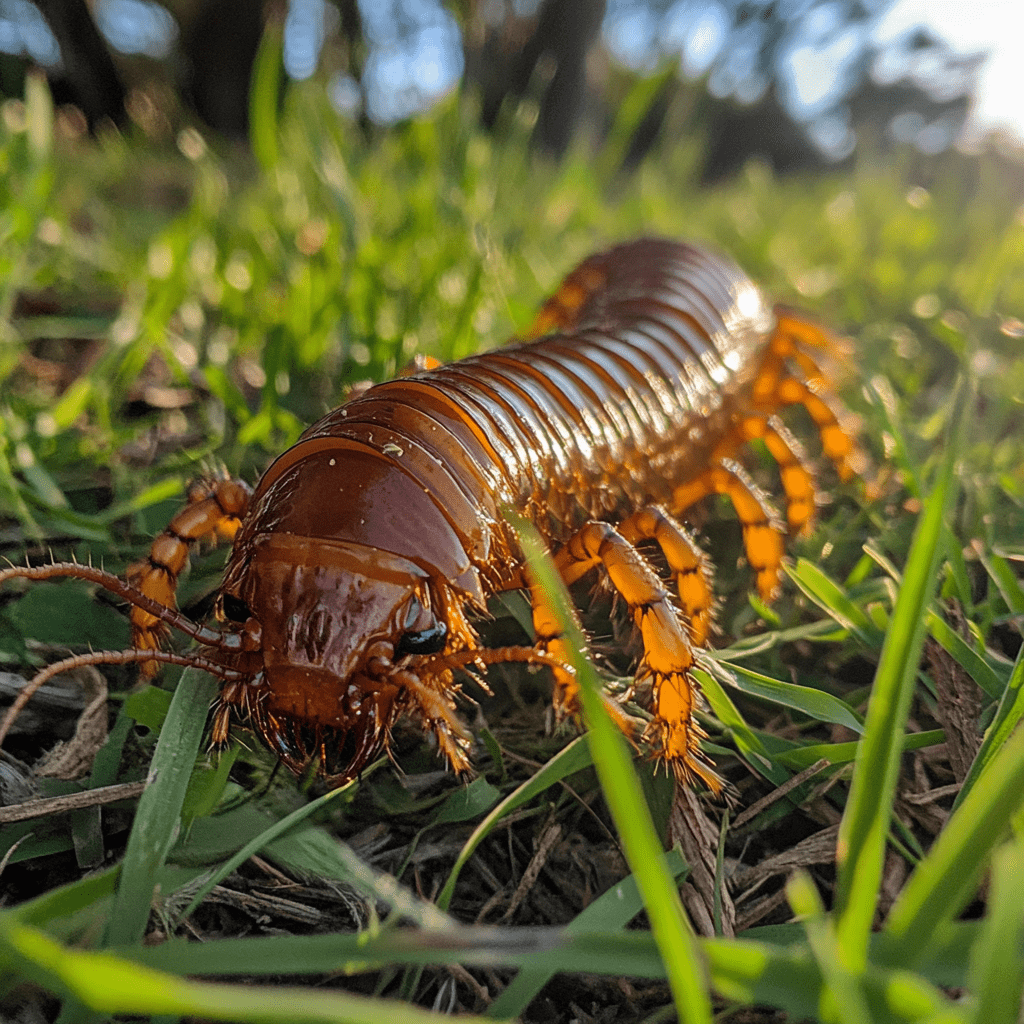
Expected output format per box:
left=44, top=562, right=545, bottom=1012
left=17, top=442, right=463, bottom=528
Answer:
left=952, top=641, right=1024, bottom=813
left=514, top=515, right=713, bottom=1024
left=129, top=902, right=677, bottom=981
left=2, top=918, right=493, bottom=1024
left=883, top=724, right=1024, bottom=964
left=833, top=382, right=962, bottom=972
left=788, top=872, right=872, bottom=1023
left=124, top=920, right=976, bottom=1023
left=965, top=841, right=1024, bottom=1024
left=104, top=668, right=219, bottom=948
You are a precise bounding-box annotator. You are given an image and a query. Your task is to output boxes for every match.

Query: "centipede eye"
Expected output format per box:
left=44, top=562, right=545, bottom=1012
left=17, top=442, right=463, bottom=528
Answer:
left=396, top=620, right=447, bottom=656
left=221, top=593, right=251, bottom=624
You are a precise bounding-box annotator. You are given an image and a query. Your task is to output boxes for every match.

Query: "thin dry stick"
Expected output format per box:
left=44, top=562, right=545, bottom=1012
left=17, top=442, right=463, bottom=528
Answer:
left=731, top=758, right=832, bottom=830
left=502, top=821, right=562, bottom=922
left=0, top=780, right=147, bottom=824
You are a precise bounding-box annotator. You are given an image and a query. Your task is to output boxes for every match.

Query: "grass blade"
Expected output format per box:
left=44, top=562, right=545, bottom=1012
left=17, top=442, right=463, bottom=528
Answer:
left=786, top=559, right=884, bottom=649
left=514, top=516, right=713, bottom=1024
left=926, top=608, right=1006, bottom=699
left=966, top=841, right=1024, bottom=1024
left=834, top=386, right=962, bottom=971
left=103, top=668, right=218, bottom=948
left=952, top=641, right=1024, bottom=813
left=774, top=729, right=944, bottom=771
left=1, top=918, right=493, bottom=1024
left=130, top=924, right=665, bottom=980
left=716, top=659, right=865, bottom=734
left=788, top=871, right=872, bottom=1024
left=249, top=17, right=283, bottom=171
left=13, top=868, right=119, bottom=932
left=883, top=724, right=1024, bottom=962
left=695, top=667, right=791, bottom=787
left=978, top=548, right=1024, bottom=616
left=264, top=821, right=455, bottom=930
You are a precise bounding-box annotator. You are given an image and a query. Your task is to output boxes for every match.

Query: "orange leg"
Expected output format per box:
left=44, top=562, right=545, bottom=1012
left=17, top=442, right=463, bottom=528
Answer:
left=398, top=668, right=474, bottom=775
left=774, top=378, right=861, bottom=482
left=536, top=521, right=721, bottom=792
left=751, top=314, right=863, bottom=482
left=618, top=506, right=715, bottom=648
left=760, top=416, right=818, bottom=534
left=527, top=573, right=597, bottom=726
left=728, top=415, right=818, bottom=535
left=671, top=458, right=786, bottom=601
left=526, top=265, right=609, bottom=338
left=770, top=310, right=839, bottom=385
left=127, top=476, right=251, bottom=666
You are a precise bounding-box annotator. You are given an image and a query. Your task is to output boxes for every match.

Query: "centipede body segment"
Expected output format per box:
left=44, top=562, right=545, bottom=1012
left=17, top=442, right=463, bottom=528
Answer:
left=2, top=238, right=863, bottom=793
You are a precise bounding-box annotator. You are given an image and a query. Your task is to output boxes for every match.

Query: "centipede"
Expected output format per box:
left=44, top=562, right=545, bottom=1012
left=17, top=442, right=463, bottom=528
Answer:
left=1, top=238, right=863, bottom=793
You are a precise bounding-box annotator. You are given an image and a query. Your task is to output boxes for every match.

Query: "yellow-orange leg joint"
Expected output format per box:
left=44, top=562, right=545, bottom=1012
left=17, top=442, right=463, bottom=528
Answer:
left=127, top=477, right=251, bottom=673
left=547, top=520, right=719, bottom=789
left=734, top=415, right=818, bottom=535
left=671, top=460, right=786, bottom=601
left=776, top=378, right=860, bottom=481
left=753, top=315, right=866, bottom=482
left=619, top=506, right=715, bottom=647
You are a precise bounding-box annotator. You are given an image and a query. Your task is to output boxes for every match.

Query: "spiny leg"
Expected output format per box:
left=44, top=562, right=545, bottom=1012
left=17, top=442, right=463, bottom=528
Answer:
left=770, top=309, right=841, bottom=386
left=525, top=264, right=609, bottom=338
left=396, top=668, right=474, bottom=775
left=126, top=476, right=251, bottom=666
left=773, top=377, right=862, bottom=482
left=761, top=416, right=818, bottom=533
left=527, top=572, right=621, bottom=730
left=545, top=521, right=722, bottom=792
left=752, top=313, right=864, bottom=482
left=727, top=415, right=819, bottom=535
left=670, top=458, right=786, bottom=600
left=618, top=506, right=715, bottom=648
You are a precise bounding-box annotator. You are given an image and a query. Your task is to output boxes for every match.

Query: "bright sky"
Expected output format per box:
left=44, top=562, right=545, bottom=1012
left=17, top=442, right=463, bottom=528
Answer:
left=875, top=0, right=1024, bottom=143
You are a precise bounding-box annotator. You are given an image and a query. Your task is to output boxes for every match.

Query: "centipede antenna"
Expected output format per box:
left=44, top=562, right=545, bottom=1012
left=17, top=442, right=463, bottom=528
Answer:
left=0, top=562, right=239, bottom=651
left=0, top=648, right=241, bottom=750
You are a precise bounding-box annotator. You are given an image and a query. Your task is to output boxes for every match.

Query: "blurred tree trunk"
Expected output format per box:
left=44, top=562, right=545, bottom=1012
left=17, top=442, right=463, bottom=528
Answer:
left=466, top=0, right=606, bottom=157
left=34, top=0, right=127, bottom=128
left=178, top=0, right=266, bottom=138
left=532, top=0, right=605, bottom=156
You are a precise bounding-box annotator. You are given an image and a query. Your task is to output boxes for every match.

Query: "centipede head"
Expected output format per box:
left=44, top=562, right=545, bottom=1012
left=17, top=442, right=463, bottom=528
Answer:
left=204, top=532, right=487, bottom=786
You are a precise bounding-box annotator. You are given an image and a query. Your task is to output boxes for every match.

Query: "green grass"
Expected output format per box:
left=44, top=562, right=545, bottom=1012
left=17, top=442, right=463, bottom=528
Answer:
left=1, top=49, right=1023, bottom=1024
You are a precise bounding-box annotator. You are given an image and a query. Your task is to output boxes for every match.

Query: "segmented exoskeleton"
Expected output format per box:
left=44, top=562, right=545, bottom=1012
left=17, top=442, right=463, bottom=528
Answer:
left=1, top=239, right=862, bottom=792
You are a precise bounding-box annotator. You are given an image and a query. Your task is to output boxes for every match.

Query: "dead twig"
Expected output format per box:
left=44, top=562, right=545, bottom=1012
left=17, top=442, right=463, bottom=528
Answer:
left=0, top=780, right=146, bottom=824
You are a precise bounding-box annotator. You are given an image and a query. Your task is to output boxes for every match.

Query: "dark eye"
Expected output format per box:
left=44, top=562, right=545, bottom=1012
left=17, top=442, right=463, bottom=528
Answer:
left=221, top=593, right=251, bottom=623
left=396, top=620, right=447, bottom=656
